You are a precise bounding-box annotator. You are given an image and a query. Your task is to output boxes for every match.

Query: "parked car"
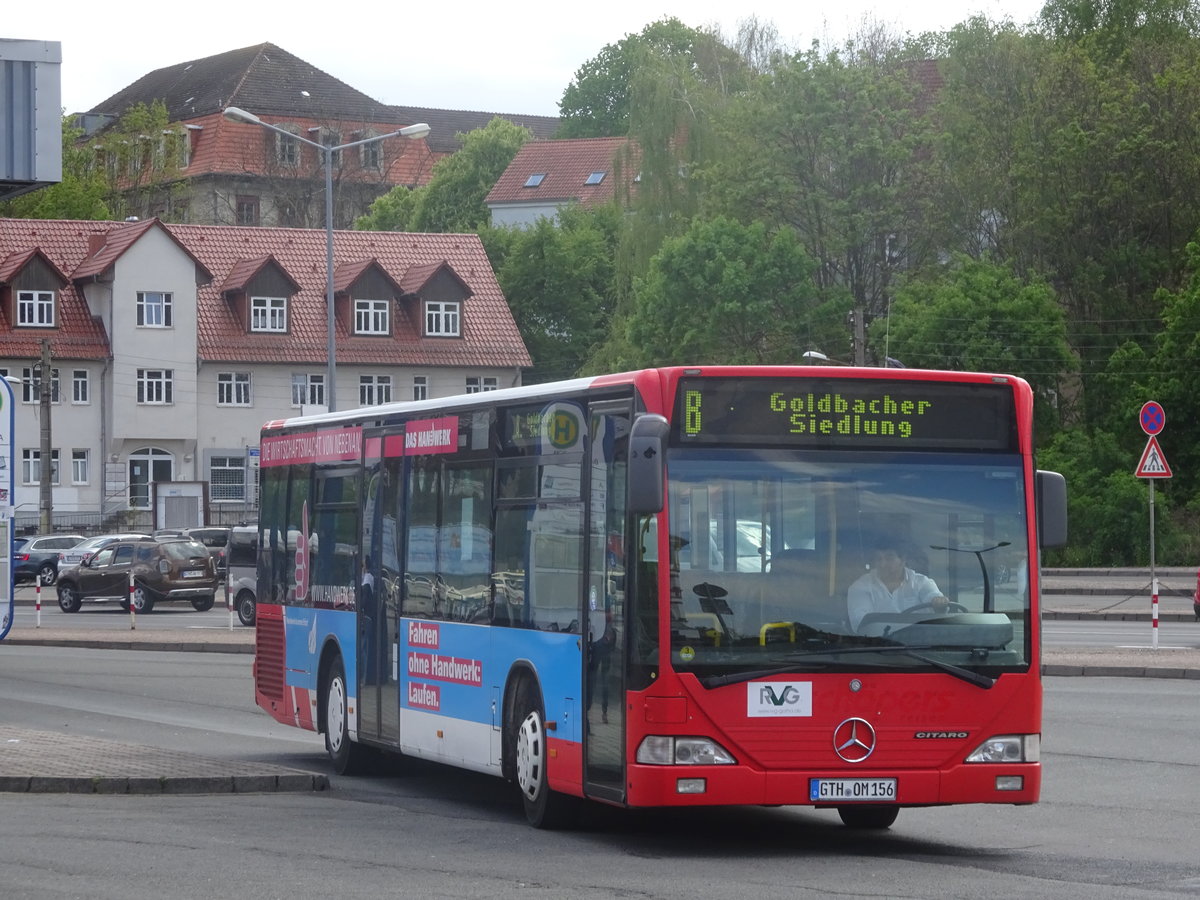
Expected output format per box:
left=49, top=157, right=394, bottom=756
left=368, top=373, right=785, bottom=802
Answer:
left=56, top=537, right=219, bottom=614
left=225, top=525, right=258, bottom=626
left=181, top=526, right=231, bottom=577
left=58, top=532, right=154, bottom=569
left=12, top=534, right=86, bottom=585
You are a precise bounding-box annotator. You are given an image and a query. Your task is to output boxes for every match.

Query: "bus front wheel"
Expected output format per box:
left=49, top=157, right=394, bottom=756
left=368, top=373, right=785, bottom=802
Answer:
left=513, top=680, right=576, bottom=829
left=837, top=805, right=899, bottom=829
left=323, top=656, right=371, bottom=775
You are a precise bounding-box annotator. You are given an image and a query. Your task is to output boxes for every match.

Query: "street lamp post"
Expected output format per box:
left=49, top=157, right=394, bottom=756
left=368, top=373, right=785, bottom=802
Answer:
left=221, top=107, right=430, bottom=412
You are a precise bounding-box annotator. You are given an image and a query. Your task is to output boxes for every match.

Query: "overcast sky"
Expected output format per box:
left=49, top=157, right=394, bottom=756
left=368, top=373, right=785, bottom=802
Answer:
left=11, top=0, right=1044, bottom=119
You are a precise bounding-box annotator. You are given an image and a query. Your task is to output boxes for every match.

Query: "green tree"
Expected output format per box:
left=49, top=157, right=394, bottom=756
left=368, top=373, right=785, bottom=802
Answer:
left=0, top=118, right=110, bottom=220
left=703, top=38, right=939, bottom=363
left=416, top=118, right=531, bottom=233
left=557, top=18, right=750, bottom=139
left=491, top=204, right=623, bottom=383
left=880, top=257, right=1075, bottom=438
left=619, top=216, right=822, bottom=367
left=354, top=184, right=418, bottom=232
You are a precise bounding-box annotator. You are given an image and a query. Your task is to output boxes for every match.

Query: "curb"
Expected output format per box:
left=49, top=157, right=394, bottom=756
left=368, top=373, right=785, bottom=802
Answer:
left=0, top=772, right=330, bottom=794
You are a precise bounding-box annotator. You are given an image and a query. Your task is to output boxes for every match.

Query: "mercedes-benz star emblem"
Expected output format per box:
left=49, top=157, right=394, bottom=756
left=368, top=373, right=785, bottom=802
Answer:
left=833, top=717, right=877, bottom=763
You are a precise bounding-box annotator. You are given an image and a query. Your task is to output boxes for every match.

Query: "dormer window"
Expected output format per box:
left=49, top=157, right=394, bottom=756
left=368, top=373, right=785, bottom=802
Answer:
left=425, top=300, right=460, bottom=337
left=354, top=298, right=390, bottom=335
left=251, top=296, right=288, bottom=332
left=136, top=291, right=173, bottom=327
left=17, top=290, right=55, bottom=327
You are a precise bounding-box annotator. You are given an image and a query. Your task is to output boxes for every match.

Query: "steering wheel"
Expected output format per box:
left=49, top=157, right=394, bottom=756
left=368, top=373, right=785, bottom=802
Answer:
left=902, top=599, right=967, bottom=615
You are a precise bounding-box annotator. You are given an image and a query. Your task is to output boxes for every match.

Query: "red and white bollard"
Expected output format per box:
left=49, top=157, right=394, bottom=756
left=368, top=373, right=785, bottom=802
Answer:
left=128, top=571, right=136, bottom=630
left=35, top=575, right=42, bottom=628
left=226, top=572, right=234, bottom=630
left=1151, top=576, right=1159, bottom=650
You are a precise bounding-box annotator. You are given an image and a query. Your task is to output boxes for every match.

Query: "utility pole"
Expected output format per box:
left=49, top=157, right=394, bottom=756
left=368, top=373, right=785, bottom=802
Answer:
left=38, top=339, right=53, bottom=534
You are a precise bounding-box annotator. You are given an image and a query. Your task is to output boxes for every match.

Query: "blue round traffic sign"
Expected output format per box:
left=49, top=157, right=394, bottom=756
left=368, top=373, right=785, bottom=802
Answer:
left=1139, top=401, right=1165, bottom=435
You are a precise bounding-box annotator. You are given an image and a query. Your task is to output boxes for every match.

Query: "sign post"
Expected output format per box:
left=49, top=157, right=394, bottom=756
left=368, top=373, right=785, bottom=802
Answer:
left=1136, top=402, right=1171, bottom=650
left=0, top=375, right=15, bottom=641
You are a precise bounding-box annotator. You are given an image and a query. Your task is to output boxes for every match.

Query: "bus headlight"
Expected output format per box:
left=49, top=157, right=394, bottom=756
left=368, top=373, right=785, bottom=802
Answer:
left=636, top=736, right=736, bottom=766
left=965, top=734, right=1039, bottom=763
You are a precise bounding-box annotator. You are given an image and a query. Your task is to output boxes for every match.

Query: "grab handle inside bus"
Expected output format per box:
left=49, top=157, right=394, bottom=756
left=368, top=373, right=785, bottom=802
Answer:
left=1035, top=469, right=1068, bottom=549
left=628, top=414, right=669, bottom=515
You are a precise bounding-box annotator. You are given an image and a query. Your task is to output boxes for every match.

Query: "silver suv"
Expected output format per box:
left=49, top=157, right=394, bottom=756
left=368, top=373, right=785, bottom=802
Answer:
left=225, top=525, right=258, bottom=626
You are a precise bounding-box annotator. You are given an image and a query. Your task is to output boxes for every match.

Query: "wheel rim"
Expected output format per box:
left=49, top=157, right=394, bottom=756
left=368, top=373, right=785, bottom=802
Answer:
left=132, top=588, right=148, bottom=611
left=39, top=564, right=55, bottom=584
left=515, top=709, right=545, bottom=802
left=238, top=593, right=255, bottom=621
left=327, top=673, right=347, bottom=754
left=58, top=586, right=75, bottom=610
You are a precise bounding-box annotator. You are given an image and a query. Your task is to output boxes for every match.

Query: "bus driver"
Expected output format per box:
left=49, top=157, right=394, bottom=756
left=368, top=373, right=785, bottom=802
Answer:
left=847, top=537, right=947, bottom=631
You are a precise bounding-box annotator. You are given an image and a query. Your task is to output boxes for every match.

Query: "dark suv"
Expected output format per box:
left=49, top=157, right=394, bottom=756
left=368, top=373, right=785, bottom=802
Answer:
left=56, top=537, right=219, bottom=613
left=182, top=526, right=231, bottom=577
left=12, top=534, right=86, bottom=585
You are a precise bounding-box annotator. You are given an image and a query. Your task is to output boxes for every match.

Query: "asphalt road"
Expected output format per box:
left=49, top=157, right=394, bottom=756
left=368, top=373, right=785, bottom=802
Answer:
left=1, top=646, right=1198, bottom=899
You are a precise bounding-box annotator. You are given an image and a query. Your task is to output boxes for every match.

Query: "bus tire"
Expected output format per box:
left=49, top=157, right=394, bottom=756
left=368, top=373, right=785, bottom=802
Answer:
left=324, top=655, right=371, bottom=775
left=513, top=679, right=576, bottom=829
left=837, top=805, right=899, bottom=829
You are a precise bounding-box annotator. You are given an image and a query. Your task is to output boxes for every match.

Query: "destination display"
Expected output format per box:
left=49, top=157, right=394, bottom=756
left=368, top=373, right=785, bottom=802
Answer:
left=674, top=377, right=1017, bottom=451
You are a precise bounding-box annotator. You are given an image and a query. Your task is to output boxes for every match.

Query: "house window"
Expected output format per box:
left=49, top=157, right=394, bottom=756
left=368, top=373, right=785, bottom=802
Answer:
left=21, top=367, right=59, bottom=404
left=319, top=130, right=342, bottom=167
left=22, top=449, right=59, bottom=485
left=251, top=296, right=287, bottom=332
left=413, top=375, right=428, bottom=401
left=72, top=449, right=90, bottom=485
left=465, top=376, right=498, bottom=394
left=361, top=141, right=381, bottom=171
left=354, top=298, right=390, bottom=335
left=17, top=290, right=55, bottom=327
left=137, top=368, right=173, bottom=404
left=210, top=455, right=247, bottom=501
left=359, top=375, right=392, bottom=406
left=585, top=171, right=606, bottom=185
left=218, top=372, right=252, bottom=406
left=276, top=130, right=300, bottom=166
left=72, top=370, right=89, bottom=403
left=425, top=301, right=460, bottom=337
left=236, top=195, right=260, bottom=226
left=524, top=173, right=546, bottom=187
left=291, top=373, right=325, bottom=407
left=136, top=291, right=173, bottom=327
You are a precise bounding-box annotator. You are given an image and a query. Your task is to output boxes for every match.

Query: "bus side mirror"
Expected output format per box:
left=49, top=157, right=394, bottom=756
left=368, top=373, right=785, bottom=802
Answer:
left=1036, top=469, right=1068, bottom=549
left=628, top=414, right=669, bottom=515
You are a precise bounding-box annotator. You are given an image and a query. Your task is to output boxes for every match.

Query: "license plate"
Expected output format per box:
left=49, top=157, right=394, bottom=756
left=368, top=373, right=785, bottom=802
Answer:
left=809, top=778, right=897, bottom=802
left=183, top=569, right=205, bottom=578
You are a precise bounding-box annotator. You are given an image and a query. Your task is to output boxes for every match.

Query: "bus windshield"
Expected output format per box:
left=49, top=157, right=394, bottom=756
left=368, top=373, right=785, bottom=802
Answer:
left=658, top=448, right=1030, bottom=680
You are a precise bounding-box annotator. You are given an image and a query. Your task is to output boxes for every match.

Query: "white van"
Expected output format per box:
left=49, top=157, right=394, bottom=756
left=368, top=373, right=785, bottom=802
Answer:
left=225, top=525, right=258, bottom=626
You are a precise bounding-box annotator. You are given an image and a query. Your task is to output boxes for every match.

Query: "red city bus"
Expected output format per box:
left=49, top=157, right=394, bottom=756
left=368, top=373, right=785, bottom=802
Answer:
left=252, top=366, right=1067, bottom=828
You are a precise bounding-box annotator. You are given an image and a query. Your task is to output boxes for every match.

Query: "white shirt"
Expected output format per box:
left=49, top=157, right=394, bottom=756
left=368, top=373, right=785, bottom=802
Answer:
left=847, top=567, right=943, bottom=631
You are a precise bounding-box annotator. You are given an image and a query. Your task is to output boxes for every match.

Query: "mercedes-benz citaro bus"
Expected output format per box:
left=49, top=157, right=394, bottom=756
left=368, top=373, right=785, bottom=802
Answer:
left=251, top=366, right=1067, bottom=829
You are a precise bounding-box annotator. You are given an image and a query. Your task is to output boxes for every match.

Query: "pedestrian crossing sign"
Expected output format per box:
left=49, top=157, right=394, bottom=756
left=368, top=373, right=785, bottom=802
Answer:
left=1135, top=435, right=1172, bottom=478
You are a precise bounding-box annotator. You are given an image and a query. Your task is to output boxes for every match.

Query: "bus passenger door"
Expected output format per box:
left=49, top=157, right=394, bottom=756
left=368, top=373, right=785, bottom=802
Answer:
left=359, top=430, right=403, bottom=747
left=583, top=400, right=631, bottom=802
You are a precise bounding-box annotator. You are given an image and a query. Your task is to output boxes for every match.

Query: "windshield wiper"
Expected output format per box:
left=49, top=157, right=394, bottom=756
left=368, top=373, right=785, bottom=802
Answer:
left=695, top=644, right=996, bottom=690
left=699, top=663, right=830, bottom=690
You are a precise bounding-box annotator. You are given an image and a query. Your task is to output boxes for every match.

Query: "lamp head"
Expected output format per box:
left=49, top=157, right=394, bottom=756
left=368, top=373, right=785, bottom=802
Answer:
left=222, top=106, right=262, bottom=125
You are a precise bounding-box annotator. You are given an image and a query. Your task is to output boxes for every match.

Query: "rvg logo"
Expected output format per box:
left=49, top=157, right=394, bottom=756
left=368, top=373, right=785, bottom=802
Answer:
left=759, top=684, right=803, bottom=706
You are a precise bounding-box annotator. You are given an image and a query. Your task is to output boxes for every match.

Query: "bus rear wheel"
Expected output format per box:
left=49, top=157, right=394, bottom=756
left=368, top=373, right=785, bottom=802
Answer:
left=323, top=655, right=371, bottom=775
left=837, top=805, right=899, bottom=829
left=513, top=680, right=576, bottom=828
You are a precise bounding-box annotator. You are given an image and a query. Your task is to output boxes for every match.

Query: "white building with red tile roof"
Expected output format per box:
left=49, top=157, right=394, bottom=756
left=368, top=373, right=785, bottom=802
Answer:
left=486, top=138, right=639, bottom=228
left=0, top=217, right=529, bottom=527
